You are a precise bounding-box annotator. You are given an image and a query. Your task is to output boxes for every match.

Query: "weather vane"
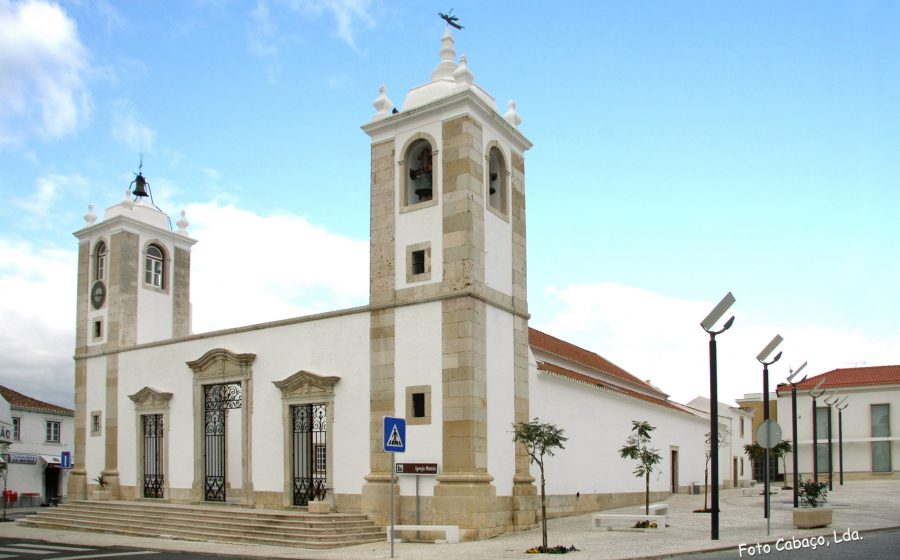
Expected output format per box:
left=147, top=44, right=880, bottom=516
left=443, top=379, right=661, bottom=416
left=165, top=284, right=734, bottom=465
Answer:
left=439, top=9, right=463, bottom=30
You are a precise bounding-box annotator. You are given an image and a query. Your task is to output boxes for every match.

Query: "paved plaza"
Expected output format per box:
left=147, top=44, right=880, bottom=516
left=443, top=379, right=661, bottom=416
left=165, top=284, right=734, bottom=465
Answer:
left=2, top=480, right=899, bottom=559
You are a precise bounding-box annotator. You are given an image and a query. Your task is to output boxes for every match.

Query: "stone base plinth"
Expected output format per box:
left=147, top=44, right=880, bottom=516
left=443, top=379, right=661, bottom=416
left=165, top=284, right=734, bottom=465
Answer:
left=793, top=507, right=832, bottom=529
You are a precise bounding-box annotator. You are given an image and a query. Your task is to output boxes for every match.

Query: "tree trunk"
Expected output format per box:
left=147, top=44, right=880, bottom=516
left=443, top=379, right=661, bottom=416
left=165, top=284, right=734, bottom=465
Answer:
left=704, top=466, right=709, bottom=510
left=540, top=470, right=548, bottom=550
left=645, top=472, right=650, bottom=515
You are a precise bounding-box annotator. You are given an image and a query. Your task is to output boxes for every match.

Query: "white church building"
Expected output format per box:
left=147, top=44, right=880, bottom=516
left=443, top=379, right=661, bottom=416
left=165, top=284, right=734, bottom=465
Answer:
left=69, top=29, right=711, bottom=540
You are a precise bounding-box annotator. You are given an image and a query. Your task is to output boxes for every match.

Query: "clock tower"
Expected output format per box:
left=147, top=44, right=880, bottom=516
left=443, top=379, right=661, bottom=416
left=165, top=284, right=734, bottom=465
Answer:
left=69, top=176, right=196, bottom=499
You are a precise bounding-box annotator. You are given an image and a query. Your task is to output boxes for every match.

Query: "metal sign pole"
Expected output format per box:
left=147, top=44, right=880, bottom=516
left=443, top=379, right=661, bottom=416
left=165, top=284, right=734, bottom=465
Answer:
left=390, top=452, right=395, bottom=559
left=766, top=423, right=773, bottom=536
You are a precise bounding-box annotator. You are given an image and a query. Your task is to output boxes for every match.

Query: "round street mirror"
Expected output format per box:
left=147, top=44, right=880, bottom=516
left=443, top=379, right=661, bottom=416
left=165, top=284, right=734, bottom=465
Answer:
left=756, top=419, right=782, bottom=449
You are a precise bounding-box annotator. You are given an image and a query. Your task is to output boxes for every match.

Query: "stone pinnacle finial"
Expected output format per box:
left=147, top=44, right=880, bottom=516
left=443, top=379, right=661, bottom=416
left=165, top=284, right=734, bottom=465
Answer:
left=431, top=27, right=458, bottom=82
left=176, top=210, right=190, bottom=235
left=371, top=85, right=394, bottom=121
left=504, top=100, right=522, bottom=128
left=453, top=55, right=473, bottom=86
left=84, top=204, right=96, bottom=226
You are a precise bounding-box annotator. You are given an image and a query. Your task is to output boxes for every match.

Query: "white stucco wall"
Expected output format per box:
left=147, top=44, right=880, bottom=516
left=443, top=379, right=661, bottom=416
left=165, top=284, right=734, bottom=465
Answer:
left=4, top=407, right=73, bottom=499
left=84, top=357, right=106, bottom=480
left=137, top=285, right=173, bottom=344
left=777, top=385, right=900, bottom=476
left=100, top=309, right=371, bottom=498
left=529, top=353, right=707, bottom=497
left=394, top=301, right=442, bottom=497
left=485, top=306, right=516, bottom=496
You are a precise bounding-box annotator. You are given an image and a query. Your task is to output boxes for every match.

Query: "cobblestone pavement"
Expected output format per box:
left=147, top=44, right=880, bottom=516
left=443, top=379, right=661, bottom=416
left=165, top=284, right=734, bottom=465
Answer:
left=2, top=480, right=898, bottom=560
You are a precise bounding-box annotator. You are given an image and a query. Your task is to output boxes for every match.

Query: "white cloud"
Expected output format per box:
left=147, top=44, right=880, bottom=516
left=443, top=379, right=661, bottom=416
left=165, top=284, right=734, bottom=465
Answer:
left=0, top=203, right=368, bottom=407
left=248, top=0, right=279, bottom=59
left=0, top=239, right=76, bottom=407
left=284, top=0, right=374, bottom=48
left=0, top=0, right=92, bottom=141
left=110, top=100, right=156, bottom=152
left=16, top=173, right=89, bottom=219
left=538, top=282, right=900, bottom=406
left=183, top=202, right=369, bottom=332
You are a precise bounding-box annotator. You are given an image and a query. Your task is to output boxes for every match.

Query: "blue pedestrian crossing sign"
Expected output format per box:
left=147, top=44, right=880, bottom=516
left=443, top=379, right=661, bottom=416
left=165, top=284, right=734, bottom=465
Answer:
left=383, top=416, right=406, bottom=453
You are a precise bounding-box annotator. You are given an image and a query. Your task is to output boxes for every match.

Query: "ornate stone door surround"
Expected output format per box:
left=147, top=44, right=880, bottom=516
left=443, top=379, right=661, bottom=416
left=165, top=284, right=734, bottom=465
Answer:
left=273, top=370, right=340, bottom=508
left=186, top=348, right=255, bottom=505
left=129, top=387, right=173, bottom=501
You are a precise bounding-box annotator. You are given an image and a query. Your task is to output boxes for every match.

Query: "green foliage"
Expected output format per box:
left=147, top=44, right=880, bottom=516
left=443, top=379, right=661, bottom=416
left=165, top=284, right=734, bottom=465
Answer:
left=619, top=420, right=663, bottom=478
left=619, top=420, right=663, bottom=515
left=513, top=418, right=568, bottom=551
left=797, top=478, right=829, bottom=508
left=744, top=442, right=765, bottom=460
left=513, top=418, right=568, bottom=470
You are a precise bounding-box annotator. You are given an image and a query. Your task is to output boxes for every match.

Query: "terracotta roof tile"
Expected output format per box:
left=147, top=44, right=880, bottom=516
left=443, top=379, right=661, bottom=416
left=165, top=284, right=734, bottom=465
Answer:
left=775, top=365, right=900, bottom=396
left=0, top=386, right=73, bottom=416
left=528, top=328, right=657, bottom=392
left=535, top=361, right=696, bottom=417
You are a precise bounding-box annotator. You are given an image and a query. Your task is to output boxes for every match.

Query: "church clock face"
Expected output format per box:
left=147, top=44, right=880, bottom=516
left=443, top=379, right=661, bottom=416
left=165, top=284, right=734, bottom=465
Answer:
left=90, top=280, right=107, bottom=309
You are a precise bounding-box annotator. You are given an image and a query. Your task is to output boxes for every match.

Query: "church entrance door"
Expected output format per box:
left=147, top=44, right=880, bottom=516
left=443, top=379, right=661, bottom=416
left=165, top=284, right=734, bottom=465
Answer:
left=203, top=383, right=242, bottom=502
left=143, top=413, right=164, bottom=498
left=291, top=403, right=327, bottom=505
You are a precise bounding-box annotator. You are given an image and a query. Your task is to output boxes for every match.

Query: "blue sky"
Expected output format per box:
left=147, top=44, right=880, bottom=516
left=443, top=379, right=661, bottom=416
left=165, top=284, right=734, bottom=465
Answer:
left=1, top=0, right=898, bottom=410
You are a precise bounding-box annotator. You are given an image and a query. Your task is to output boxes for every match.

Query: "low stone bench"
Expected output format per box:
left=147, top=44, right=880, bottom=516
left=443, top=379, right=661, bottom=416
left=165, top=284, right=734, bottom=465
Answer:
left=742, top=488, right=780, bottom=496
left=592, top=513, right=666, bottom=531
left=639, top=503, right=668, bottom=516
left=387, top=524, right=460, bottom=544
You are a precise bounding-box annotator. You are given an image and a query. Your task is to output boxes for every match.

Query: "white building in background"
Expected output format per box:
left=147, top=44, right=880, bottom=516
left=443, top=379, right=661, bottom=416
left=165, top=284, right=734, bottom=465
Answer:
left=776, top=365, right=900, bottom=481
left=685, top=396, right=755, bottom=488
left=68, top=28, right=712, bottom=540
left=0, top=386, right=74, bottom=505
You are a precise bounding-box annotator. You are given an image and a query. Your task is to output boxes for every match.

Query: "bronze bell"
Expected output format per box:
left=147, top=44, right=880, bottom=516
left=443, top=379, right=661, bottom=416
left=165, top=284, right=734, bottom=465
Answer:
left=132, top=173, right=149, bottom=197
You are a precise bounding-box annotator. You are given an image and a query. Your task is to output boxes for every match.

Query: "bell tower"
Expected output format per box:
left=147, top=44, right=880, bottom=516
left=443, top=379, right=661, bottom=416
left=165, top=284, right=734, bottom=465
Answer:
left=69, top=171, right=196, bottom=499
left=361, top=28, right=535, bottom=538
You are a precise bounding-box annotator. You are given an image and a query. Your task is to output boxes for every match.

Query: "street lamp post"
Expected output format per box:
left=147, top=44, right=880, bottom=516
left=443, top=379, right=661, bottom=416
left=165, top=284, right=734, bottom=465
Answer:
left=700, top=292, right=736, bottom=541
left=757, top=335, right=783, bottom=520
left=836, top=398, right=849, bottom=485
left=786, top=362, right=808, bottom=508
left=809, top=380, right=826, bottom=482
left=824, top=394, right=840, bottom=491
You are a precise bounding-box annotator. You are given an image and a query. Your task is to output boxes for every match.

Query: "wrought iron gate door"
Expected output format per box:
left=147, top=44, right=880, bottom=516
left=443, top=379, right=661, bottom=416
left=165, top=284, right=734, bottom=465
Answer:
left=292, top=404, right=327, bottom=506
left=143, top=414, right=164, bottom=498
left=204, top=383, right=242, bottom=501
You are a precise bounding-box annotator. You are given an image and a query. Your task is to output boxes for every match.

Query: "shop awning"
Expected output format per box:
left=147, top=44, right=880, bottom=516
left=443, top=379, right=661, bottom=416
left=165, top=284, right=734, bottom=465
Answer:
left=39, top=454, right=61, bottom=466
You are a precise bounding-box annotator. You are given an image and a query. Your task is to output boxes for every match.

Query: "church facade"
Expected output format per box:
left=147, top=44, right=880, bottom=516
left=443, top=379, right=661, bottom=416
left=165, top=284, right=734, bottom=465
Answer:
left=69, top=29, right=709, bottom=540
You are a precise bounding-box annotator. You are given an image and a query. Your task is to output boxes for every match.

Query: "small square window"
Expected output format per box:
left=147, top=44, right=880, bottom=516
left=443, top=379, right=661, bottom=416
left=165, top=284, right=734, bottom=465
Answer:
left=406, top=385, right=431, bottom=425
left=93, top=319, right=103, bottom=340
left=412, top=393, right=426, bottom=418
left=405, top=243, right=431, bottom=283
left=412, top=250, right=425, bottom=275
left=90, top=411, right=102, bottom=436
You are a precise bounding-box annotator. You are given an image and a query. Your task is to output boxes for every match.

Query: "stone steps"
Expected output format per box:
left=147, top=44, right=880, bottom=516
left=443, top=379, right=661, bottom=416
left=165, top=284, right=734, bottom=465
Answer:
left=17, top=501, right=384, bottom=549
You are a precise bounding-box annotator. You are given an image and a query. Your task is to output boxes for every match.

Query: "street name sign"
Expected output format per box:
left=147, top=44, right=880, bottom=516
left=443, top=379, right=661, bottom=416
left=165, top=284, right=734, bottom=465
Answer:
left=395, top=462, right=438, bottom=475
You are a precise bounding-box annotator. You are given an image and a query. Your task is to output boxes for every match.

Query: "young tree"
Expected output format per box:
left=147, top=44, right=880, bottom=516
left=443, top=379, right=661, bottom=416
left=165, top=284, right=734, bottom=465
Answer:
left=512, top=418, right=567, bottom=551
left=773, top=440, right=793, bottom=488
left=703, top=429, right=729, bottom=511
left=744, top=440, right=792, bottom=486
left=619, top=420, right=663, bottom=515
